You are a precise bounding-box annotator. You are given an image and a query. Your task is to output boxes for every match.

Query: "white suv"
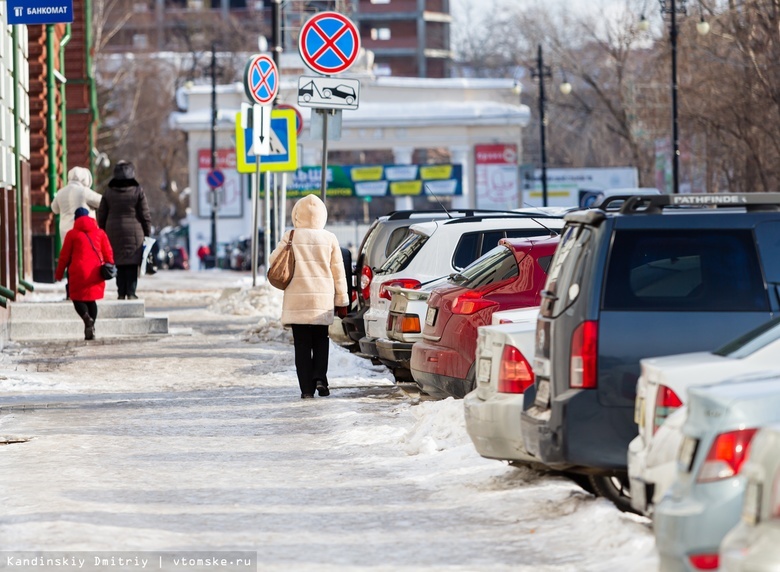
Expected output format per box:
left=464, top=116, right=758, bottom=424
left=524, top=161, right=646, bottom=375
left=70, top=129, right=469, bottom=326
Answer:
left=358, top=213, right=565, bottom=364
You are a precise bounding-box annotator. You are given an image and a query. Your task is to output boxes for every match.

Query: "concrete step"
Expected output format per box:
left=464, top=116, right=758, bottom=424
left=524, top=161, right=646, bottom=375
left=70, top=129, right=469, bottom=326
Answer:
left=9, top=300, right=146, bottom=321
left=9, top=316, right=169, bottom=341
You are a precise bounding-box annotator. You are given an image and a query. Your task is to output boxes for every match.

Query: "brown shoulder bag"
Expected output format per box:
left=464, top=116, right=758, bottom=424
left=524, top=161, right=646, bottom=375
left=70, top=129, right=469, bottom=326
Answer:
left=267, top=230, right=295, bottom=290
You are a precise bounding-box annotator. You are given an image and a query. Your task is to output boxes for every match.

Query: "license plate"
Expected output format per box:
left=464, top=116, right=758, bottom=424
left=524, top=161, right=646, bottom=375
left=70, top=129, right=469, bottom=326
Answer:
left=634, top=397, right=645, bottom=427
left=742, top=481, right=762, bottom=526
left=477, top=357, right=491, bottom=383
left=534, top=379, right=550, bottom=408
left=425, top=306, right=437, bottom=327
left=679, top=436, right=698, bottom=472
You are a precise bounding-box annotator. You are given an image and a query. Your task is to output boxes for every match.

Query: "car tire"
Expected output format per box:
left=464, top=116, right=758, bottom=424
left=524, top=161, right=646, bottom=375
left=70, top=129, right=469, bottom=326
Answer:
left=560, top=472, right=597, bottom=496
left=323, top=88, right=332, bottom=98
left=588, top=473, right=640, bottom=514
left=346, top=96, right=354, bottom=105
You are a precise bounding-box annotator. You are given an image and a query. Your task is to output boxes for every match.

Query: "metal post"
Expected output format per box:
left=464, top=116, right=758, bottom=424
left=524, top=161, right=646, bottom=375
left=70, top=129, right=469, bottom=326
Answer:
left=251, top=148, right=260, bottom=287
left=320, top=110, right=329, bottom=203
left=670, top=0, right=680, bottom=194
left=210, top=43, right=218, bottom=265
left=537, top=45, right=549, bottom=208
left=264, top=172, right=272, bottom=279
left=271, top=0, right=282, bottom=69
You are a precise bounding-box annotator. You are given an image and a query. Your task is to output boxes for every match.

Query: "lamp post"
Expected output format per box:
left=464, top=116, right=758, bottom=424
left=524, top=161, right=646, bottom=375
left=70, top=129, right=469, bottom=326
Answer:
left=210, top=42, right=218, bottom=265
left=643, top=0, right=709, bottom=194
left=528, top=45, right=572, bottom=207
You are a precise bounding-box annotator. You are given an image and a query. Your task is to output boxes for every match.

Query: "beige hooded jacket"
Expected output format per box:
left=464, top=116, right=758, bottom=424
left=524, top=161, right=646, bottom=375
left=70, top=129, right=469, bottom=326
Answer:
left=51, top=167, right=103, bottom=244
left=269, top=194, right=349, bottom=326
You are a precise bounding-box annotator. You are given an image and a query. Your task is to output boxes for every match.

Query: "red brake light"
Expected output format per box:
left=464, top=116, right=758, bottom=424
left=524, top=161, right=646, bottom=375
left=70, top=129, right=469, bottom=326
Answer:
left=497, top=345, right=534, bottom=393
left=379, top=279, right=421, bottom=301
left=697, top=428, right=758, bottom=483
left=360, top=266, right=373, bottom=301
left=570, top=321, right=598, bottom=389
left=451, top=289, right=499, bottom=315
left=688, top=554, right=719, bottom=570
left=653, top=385, right=683, bottom=434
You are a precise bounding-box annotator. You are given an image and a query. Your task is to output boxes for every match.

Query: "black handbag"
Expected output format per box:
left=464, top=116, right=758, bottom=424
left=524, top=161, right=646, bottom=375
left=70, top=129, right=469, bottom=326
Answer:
left=85, top=233, right=117, bottom=281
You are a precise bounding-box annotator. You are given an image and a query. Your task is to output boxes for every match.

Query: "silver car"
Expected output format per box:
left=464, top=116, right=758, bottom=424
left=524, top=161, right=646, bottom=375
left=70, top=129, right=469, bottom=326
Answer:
left=463, top=308, right=539, bottom=465
left=721, top=422, right=780, bottom=572
left=654, top=372, right=780, bottom=572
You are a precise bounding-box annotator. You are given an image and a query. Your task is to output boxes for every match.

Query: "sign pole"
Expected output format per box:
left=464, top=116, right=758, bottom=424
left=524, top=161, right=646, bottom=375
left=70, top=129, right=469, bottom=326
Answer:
left=251, top=152, right=261, bottom=287
left=280, top=173, right=288, bottom=239
left=264, top=172, right=272, bottom=279
left=320, top=110, right=329, bottom=203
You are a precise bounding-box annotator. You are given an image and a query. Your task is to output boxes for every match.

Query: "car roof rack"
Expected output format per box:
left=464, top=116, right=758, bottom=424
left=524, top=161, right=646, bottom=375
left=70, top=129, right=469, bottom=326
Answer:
left=385, top=209, right=556, bottom=221
left=440, top=212, right=561, bottom=225
left=618, top=193, right=780, bottom=215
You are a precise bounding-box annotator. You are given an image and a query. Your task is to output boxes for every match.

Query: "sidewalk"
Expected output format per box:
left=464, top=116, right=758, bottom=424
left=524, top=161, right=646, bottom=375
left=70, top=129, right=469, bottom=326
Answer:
left=0, top=271, right=658, bottom=571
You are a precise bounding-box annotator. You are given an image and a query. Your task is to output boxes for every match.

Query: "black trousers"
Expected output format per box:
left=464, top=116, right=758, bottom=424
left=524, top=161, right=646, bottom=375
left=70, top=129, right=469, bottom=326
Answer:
left=116, top=265, right=139, bottom=298
left=72, top=300, right=97, bottom=322
left=291, top=324, right=330, bottom=396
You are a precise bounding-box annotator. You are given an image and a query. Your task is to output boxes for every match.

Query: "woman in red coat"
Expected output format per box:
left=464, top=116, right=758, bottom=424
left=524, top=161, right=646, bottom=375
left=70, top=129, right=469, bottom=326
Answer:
left=55, top=207, right=115, bottom=340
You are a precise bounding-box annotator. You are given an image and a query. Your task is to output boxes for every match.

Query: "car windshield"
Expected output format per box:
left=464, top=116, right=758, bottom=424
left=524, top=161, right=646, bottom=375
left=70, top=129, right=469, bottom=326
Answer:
left=714, top=316, right=780, bottom=358
left=378, top=231, right=429, bottom=274
left=451, top=245, right=518, bottom=289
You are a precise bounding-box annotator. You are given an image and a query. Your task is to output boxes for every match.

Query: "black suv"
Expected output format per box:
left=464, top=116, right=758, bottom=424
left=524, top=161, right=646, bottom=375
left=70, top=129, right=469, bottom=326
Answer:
left=521, top=193, right=780, bottom=510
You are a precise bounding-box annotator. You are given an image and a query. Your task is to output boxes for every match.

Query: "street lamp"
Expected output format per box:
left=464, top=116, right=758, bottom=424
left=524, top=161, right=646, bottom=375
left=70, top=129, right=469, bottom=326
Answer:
left=526, top=45, right=571, bottom=207
left=650, top=0, right=709, bottom=194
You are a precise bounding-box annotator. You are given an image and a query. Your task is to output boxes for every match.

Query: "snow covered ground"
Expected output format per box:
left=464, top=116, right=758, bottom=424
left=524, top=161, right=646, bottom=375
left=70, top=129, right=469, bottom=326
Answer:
left=0, top=270, right=659, bottom=571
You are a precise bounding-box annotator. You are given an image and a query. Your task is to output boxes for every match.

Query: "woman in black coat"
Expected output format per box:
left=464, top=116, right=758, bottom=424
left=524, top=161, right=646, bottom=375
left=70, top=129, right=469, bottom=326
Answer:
left=98, top=160, right=152, bottom=299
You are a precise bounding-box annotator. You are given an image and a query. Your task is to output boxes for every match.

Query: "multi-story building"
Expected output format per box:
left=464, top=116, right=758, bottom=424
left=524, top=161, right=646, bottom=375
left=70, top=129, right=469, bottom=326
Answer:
left=352, top=0, right=452, bottom=78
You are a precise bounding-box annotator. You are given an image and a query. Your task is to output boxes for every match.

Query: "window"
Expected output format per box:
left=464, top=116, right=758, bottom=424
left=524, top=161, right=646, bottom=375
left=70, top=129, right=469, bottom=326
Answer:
left=456, top=246, right=518, bottom=289
left=371, top=28, right=391, bottom=41
left=385, top=227, right=411, bottom=257
left=378, top=232, right=428, bottom=274
left=541, top=224, right=592, bottom=318
left=603, top=230, right=768, bottom=312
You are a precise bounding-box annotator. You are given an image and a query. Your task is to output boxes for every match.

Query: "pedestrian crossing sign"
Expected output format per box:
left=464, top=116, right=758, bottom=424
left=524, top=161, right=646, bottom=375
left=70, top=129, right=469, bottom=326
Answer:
left=235, top=108, right=298, bottom=173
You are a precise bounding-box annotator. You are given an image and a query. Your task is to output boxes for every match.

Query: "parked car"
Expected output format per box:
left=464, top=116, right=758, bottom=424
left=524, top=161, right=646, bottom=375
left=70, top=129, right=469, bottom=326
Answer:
left=720, top=423, right=780, bottom=572
left=521, top=193, right=780, bottom=511
left=375, top=276, right=448, bottom=381
left=629, top=316, right=780, bottom=516
left=463, top=308, right=540, bottom=465
left=341, top=210, right=490, bottom=354
left=411, top=235, right=559, bottom=399
left=654, top=372, right=780, bottom=572
left=360, top=213, right=566, bottom=366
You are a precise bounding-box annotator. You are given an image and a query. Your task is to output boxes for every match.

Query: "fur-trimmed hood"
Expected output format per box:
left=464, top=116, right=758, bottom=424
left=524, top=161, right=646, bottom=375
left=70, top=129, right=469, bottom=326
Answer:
left=108, top=160, right=140, bottom=188
left=291, top=194, right=327, bottom=230
left=66, top=166, right=93, bottom=189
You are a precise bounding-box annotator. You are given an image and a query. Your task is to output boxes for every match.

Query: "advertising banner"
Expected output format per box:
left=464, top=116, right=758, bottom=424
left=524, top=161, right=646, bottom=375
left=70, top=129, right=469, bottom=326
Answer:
left=475, top=144, right=519, bottom=210
left=198, top=149, right=243, bottom=218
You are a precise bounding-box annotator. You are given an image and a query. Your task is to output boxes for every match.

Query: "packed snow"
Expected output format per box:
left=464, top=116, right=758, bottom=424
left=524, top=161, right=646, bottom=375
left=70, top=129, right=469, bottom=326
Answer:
left=0, top=271, right=658, bottom=571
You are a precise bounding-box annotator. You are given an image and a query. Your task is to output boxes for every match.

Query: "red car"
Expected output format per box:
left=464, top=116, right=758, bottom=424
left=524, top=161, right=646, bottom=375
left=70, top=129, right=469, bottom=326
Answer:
left=410, top=235, right=560, bottom=399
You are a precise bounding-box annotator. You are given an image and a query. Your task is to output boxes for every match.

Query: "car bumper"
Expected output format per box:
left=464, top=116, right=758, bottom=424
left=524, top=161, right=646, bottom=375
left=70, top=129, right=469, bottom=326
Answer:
left=654, top=479, right=745, bottom=572
left=520, top=385, right=636, bottom=471
left=328, top=317, right=354, bottom=348
left=627, top=435, right=652, bottom=515
left=375, top=337, right=413, bottom=370
left=342, top=306, right=368, bottom=343
left=410, top=343, right=472, bottom=399
left=721, top=522, right=780, bottom=572
left=463, top=390, right=537, bottom=464
left=358, top=336, right=380, bottom=360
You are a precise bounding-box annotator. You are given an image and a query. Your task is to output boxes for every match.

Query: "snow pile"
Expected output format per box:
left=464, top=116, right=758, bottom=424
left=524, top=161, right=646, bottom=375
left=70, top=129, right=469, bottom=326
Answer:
left=210, top=284, right=283, bottom=317
left=401, top=397, right=469, bottom=455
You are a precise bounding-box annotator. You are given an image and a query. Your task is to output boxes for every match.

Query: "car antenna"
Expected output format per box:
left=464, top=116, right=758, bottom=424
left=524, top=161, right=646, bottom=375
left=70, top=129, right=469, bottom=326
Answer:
left=518, top=201, right=559, bottom=237
left=424, top=184, right=452, bottom=219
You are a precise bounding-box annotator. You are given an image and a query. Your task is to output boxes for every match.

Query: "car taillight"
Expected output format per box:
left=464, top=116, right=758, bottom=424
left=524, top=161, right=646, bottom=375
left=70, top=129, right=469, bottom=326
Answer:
left=399, top=315, right=420, bottom=333
left=570, top=320, right=598, bottom=389
left=360, top=266, right=372, bottom=301
left=688, top=554, right=719, bottom=570
left=497, top=345, right=534, bottom=394
left=697, top=428, right=758, bottom=483
left=379, top=279, right=421, bottom=301
left=451, top=290, right=499, bottom=315
left=653, top=385, right=683, bottom=434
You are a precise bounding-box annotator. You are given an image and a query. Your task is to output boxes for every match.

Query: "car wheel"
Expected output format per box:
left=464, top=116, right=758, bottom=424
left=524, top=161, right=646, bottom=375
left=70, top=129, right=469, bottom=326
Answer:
left=588, top=473, right=640, bottom=514
left=560, top=471, right=597, bottom=495
left=346, top=96, right=354, bottom=105
left=323, top=88, right=332, bottom=98
left=303, top=94, right=311, bottom=102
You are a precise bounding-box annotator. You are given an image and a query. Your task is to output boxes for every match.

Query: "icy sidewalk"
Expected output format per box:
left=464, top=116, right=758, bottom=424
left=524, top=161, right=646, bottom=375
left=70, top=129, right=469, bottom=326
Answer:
left=0, top=275, right=659, bottom=571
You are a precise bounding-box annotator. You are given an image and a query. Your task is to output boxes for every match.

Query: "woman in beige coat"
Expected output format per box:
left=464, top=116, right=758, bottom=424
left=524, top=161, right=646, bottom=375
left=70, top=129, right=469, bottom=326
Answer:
left=269, top=194, right=349, bottom=399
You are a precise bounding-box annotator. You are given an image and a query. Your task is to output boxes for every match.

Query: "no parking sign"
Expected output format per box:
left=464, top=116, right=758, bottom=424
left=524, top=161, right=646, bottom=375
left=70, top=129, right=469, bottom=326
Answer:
left=298, top=11, right=360, bottom=75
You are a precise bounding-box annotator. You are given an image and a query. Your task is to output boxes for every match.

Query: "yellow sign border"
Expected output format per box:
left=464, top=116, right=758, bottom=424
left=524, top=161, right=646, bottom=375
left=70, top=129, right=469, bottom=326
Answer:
left=235, top=109, right=298, bottom=173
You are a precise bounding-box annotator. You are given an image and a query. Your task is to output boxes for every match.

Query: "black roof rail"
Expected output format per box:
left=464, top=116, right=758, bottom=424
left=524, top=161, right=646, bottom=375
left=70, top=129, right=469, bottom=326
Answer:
left=385, top=208, right=556, bottom=221
left=440, top=212, right=561, bottom=225
left=619, top=193, right=780, bottom=215
left=597, top=194, right=656, bottom=211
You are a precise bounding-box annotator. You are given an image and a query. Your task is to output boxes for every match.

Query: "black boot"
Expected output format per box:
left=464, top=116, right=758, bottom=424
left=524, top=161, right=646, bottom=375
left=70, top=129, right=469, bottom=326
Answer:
left=81, top=313, right=95, bottom=340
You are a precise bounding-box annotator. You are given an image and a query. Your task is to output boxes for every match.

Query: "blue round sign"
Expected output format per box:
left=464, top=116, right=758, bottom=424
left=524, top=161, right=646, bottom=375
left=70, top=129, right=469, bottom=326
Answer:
left=298, top=12, right=360, bottom=75
left=207, top=169, right=225, bottom=189
left=243, top=54, right=279, bottom=105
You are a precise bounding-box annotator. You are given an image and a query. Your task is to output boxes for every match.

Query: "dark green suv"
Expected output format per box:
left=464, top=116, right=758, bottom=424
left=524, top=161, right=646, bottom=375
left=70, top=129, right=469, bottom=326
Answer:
left=521, top=193, right=780, bottom=511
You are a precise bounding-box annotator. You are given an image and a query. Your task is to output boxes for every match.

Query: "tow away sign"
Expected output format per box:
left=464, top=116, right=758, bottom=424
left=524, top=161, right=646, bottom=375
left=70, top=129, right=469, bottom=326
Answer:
left=297, top=76, right=360, bottom=110
left=7, top=0, right=73, bottom=24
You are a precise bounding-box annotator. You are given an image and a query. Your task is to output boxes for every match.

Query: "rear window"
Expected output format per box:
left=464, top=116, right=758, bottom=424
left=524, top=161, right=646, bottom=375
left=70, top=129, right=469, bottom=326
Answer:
left=378, top=232, right=429, bottom=274
left=385, top=226, right=412, bottom=257
left=455, top=245, right=518, bottom=289
left=603, top=229, right=768, bottom=312
left=541, top=224, right=592, bottom=318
